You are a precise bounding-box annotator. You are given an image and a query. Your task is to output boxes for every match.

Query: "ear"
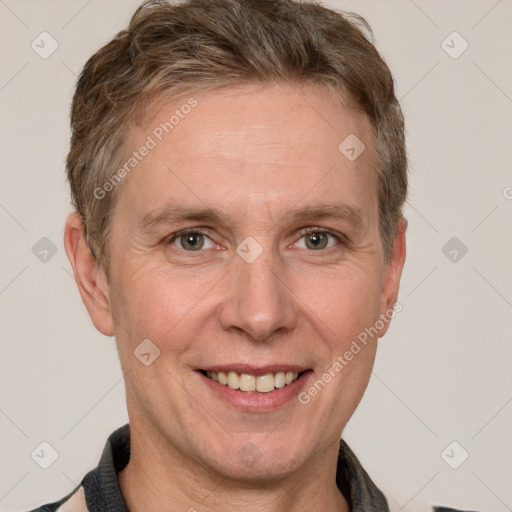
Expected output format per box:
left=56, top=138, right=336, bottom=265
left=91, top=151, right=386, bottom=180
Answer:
left=64, top=213, right=115, bottom=336
left=378, top=217, right=407, bottom=337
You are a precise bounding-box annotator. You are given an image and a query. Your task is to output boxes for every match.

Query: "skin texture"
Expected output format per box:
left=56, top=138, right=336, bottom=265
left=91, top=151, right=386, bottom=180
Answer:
left=64, top=82, right=406, bottom=512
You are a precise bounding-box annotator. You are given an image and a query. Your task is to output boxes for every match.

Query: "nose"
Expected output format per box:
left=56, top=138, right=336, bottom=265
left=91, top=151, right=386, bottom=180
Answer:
left=218, top=243, right=299, bottom=342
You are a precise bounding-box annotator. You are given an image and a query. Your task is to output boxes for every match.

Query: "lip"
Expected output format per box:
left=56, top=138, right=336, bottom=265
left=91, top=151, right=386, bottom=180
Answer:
left=195, top=368, right=314, bottom=412
left=198, top=364, right=310, bottom=376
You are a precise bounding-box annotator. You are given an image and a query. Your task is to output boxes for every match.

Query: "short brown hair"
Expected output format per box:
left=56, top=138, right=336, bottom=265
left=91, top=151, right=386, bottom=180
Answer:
left=66, top=0, right=407, bottom=280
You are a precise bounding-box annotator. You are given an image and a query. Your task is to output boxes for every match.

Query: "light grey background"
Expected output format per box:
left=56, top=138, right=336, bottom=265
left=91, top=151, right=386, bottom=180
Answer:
left=1, top=1, right=511, bottom=511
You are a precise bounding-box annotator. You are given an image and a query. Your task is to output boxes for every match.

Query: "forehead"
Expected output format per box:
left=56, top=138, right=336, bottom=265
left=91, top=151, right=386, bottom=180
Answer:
left=117, top=82, right=377, bottom=227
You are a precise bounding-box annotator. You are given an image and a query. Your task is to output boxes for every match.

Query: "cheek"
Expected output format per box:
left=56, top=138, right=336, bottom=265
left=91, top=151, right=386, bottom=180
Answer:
left=297, top=266, right=383, bottom=338
left=111, top=262, right=218, bottom=350
left=293, top=269, right=381, bottom=429
left=111, top=251, right=384, bottom=360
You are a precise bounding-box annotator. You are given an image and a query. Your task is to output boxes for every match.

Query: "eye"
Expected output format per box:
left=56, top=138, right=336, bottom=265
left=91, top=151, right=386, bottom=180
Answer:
left=169, top=229, right=216, bottom=251
left=295, top=228, right=342, bottom=251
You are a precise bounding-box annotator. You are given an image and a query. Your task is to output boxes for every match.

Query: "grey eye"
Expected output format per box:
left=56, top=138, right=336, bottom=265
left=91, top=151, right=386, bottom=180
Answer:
left=171, top=231, right=215, bottom=251
left=296, top=231, right=338, bottom=251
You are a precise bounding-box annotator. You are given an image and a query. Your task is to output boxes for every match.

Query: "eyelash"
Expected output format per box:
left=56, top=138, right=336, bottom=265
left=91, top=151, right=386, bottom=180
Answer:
left=167, top=227, right=346, bottom=251
left=296, top=227, right=346, bottom=250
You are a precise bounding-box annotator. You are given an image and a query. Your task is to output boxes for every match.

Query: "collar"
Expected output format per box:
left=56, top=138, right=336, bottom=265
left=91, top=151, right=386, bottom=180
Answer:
left=79, top=423, right=389, bottom=511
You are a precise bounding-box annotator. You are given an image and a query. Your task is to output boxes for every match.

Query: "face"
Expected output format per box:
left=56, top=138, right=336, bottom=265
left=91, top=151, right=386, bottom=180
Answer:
left=73, top=82, right=405, bottom=483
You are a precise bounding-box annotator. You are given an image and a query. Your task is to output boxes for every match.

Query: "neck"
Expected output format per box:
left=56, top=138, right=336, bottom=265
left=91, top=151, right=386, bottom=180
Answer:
left=118, top=421, right=350, bottom=512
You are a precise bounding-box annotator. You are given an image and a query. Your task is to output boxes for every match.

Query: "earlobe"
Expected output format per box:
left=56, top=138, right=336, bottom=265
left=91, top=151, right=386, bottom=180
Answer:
left=63, top=213, right=115, bottom=337
left=378, top=218, right=407, bottom=337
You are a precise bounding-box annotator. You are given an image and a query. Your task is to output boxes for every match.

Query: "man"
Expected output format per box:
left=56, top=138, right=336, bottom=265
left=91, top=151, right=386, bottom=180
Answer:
left=30, top=0, right=471, bottom=510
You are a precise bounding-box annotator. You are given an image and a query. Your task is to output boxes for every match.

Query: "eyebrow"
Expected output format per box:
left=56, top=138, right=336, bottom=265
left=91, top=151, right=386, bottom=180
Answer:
left=278, top=203, right=365, bottom=230
left=139, top=205, right=228, bottom=231
left=138, top=202, right=365, bottom=232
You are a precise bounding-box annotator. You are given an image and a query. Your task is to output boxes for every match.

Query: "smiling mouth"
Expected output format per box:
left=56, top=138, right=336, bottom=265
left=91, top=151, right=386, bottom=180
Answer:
left=198, top=369, right=308, bottom=393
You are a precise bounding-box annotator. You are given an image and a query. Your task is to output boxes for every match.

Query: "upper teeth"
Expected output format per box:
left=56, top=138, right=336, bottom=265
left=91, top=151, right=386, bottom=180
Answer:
left=206, top=370, right=299, bottom=393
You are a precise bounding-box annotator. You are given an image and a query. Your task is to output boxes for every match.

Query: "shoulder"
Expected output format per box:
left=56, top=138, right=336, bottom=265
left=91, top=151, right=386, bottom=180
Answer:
left=26, top=424, right=130, bottom=512
left=432, top=507, right=485, bottom=512
left=26, top=485, right=87, bottom=512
